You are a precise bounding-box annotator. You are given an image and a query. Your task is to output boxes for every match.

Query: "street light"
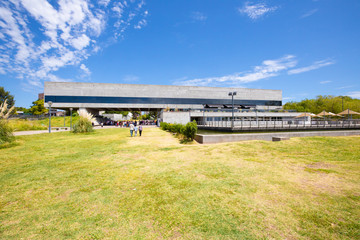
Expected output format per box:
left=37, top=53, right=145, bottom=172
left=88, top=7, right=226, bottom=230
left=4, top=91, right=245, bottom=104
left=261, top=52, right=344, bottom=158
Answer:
left=48, top=101, right=53, bottom=133
left=70, top=108, right=73, bottom=131
left=228, top=91, right=237, bottom=128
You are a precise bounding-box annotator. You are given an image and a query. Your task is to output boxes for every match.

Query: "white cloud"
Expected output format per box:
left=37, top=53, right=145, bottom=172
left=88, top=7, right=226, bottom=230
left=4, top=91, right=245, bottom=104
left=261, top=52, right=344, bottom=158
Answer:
left=175, top=55, right=297, bottom=86
left=347, top=91, right=360, bottom=99
left=192, top=11, right=207, bottom=22
left=47, top=74, right=72, bottom=83
left=80, top=63, right=91, bottom=77
left=288, top=59, right=335, bottom=75
left=123, top=75, right=139, bottom=82
left=0, top=0, right=148, bottom=88
left=239, top=1, right=278, bottom=20
left=71, top=34, right=91, bottom=50
left=134, top=19, right=147, bottom=29
left=99, top=0, right=110, bottom=7
left=320, top=80, right=331, bottom=84
left=337, top=85, right=353, bottom=90
left=300, top=9, right=318, bottom=18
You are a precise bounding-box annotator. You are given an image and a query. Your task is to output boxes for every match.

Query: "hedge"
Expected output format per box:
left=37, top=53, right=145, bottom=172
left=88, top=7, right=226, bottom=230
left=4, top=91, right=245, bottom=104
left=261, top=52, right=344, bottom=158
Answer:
left=160, top=121, right=197, bottom=141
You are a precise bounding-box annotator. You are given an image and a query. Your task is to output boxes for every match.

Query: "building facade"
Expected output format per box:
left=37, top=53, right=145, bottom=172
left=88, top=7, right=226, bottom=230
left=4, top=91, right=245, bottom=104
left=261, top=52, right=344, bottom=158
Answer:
left=44, top=82, right=300, bottom=124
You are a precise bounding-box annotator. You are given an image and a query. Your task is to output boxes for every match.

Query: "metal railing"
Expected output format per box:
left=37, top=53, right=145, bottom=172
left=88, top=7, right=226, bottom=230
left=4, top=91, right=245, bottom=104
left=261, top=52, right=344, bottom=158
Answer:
left=197, top=119, right=360, bottom=130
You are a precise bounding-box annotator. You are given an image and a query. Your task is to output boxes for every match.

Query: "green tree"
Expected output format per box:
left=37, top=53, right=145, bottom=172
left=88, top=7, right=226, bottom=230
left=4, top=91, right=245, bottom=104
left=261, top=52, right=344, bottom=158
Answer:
left=15, top=107, right=30, bottom=114
left=131, top=111, right=140, bottom=119
left=283, top=95, right=360, bottom=114
left=0, top=87, right=15, bottom=108
left=29, top=99, right=48, bottom=115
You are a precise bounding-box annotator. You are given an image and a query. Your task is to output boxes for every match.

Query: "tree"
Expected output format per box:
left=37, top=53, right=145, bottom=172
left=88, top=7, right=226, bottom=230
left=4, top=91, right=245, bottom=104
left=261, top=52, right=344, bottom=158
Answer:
left=0, top=87, right=15, bottom=108
left=15, top=107, right=30, bottom=114
left=131, top=111, right=140, bottom=119
left=29, top=99, right=48, bottom=115
left=283, top=95, right=360, bottom=114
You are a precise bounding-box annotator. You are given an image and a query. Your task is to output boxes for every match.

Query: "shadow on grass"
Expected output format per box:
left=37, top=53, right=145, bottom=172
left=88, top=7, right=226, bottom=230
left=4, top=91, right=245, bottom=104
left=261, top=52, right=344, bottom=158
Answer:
left=179, top=138, right=194, bottom=144
left=70, top=131, right=96, bottom=135
left=0, top=141, right=20, bottom=149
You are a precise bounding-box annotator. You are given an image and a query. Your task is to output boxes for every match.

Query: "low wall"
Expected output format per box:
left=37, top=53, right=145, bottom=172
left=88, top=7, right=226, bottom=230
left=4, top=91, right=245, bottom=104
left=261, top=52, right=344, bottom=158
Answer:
left=194, top=130, right=360, bottom=144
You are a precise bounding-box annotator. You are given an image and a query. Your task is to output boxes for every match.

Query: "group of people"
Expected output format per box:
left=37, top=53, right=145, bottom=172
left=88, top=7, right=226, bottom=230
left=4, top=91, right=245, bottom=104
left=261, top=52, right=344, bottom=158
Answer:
left=100, top=120, right=157, bottom=127
left=129, top=122, right=143, bottom=137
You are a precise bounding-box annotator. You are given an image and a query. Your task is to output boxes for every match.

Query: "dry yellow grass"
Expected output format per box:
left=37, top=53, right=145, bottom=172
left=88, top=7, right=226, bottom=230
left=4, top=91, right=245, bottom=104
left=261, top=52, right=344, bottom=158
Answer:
left=0, top=127, right=359, bottom=239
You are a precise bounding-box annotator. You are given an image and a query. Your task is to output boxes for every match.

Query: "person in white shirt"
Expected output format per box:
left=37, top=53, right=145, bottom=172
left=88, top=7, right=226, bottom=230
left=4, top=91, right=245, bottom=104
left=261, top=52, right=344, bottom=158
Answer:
left=129, top=122, right=134, bottom=137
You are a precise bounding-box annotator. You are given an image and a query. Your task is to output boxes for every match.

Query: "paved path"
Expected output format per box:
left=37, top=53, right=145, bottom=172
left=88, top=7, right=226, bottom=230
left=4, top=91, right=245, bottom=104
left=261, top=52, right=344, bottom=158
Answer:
left=14, top=125, right=158, bottom=136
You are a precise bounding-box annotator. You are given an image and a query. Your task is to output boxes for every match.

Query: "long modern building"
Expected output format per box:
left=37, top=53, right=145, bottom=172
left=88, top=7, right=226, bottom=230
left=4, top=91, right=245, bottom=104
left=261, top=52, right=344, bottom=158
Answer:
left=44, top=82, right=301, bottom=124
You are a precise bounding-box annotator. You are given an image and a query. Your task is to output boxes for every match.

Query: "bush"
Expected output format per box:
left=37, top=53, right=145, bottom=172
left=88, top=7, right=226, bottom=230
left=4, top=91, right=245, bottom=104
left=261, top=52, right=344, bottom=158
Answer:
left=160, top=121, right=197, bottom=141
left=0, top=120, right=14, bottom=145
left=72, top=116, right=93, bottom=133
left=160, top=122, right=169, bottom=131
left=173, top=123, right=184, bottom=134
left=181, top=120, right=197, bottom=141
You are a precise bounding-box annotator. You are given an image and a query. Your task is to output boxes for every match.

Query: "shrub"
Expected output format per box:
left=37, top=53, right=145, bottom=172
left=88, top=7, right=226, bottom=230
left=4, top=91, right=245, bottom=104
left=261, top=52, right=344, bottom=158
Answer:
left=0, top=100, right=15, bottom=145
left=72, top=110, right=94, bottom=133
left=160, top=121, right=198, bottom=141
left=0, top=120, right=14, bottom=145
left=181, top=120, right=197, bottom=141
left=72, top=116, right=93, bottom=133
left=168, top=124, right=175, bottom=133
left=160, top=122, right=169, bottom=131
left=173, top=123, right=184, bottom=134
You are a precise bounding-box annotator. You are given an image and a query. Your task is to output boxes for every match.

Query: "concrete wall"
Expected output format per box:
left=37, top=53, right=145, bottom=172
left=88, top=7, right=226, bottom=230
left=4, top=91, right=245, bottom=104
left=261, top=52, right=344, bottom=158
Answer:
left=194, top=130, right=360, bottom=144
left=44, top=82, right=282, bottom=109
left=102, top=114, right=130, bottom=121
left=45, top=82, right=281, bottom=100
left=161, top=111, right=190, bottom=124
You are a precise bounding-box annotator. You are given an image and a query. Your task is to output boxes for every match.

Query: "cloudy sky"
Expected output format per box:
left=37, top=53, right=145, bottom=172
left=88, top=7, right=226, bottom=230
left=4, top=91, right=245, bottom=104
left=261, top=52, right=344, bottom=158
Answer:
left=0, top=0, right=359, bottom=107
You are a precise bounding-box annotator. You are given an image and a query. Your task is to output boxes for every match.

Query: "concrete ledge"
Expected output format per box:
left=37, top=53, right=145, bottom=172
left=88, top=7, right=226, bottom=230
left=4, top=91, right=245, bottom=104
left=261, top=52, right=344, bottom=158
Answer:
left=195, top=130, right=360, bottom=144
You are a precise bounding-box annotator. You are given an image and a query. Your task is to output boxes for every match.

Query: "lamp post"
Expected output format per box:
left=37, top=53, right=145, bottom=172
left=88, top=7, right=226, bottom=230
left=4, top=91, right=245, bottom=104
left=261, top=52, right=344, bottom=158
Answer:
left=70, top=108, right=73, bottom=131
left=48, top=101, right=53, bottom=133
left=228, top=91, right=237, bottom=128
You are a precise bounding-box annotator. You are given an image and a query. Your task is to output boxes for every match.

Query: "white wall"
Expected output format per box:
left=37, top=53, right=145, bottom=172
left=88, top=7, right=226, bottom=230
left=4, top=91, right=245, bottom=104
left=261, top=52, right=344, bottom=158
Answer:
left=161, top=112, right=190, bottom=124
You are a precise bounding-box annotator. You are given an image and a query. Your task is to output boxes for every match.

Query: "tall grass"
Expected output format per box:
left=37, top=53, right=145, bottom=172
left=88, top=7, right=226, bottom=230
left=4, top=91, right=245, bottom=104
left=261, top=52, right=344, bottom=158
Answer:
left=0, top=100, right=15, bottom=145
left=8, top=116, right=79, bottom=131
left=72, top=110, right=94, bottom=133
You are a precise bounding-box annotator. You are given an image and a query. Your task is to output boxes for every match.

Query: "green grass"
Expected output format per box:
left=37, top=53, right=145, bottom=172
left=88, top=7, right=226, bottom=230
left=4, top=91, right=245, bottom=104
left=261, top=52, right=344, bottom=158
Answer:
left=0, top=128, right=359, bottom=239
left=8, top=116, right=79, bottom=131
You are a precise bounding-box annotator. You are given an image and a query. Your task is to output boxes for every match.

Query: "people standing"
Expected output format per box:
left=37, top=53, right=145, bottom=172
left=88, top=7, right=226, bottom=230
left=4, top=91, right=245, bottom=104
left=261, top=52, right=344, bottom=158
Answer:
left=129, top=122, right=134, bottom=137
left=139, top=125, right=143, bottom=136
left=134, top=125, right=138, bottom=137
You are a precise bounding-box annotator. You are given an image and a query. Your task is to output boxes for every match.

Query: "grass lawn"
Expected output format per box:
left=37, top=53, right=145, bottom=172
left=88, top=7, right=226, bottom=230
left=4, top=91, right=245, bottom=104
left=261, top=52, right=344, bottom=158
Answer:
left=8, top=116, right=79, bottom=131
left=0, top=128, right=359, bottom=239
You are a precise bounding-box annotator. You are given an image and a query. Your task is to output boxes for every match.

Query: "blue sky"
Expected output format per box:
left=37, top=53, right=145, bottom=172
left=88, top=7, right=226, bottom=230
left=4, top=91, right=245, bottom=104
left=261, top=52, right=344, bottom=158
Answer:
left=0, top=0, right=359, bottom=107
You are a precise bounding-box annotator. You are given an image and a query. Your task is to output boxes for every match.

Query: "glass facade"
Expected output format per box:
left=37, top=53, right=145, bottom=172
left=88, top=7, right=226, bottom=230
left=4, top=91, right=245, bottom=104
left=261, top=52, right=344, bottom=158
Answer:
left=44, top=95, right=282, bottom=107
